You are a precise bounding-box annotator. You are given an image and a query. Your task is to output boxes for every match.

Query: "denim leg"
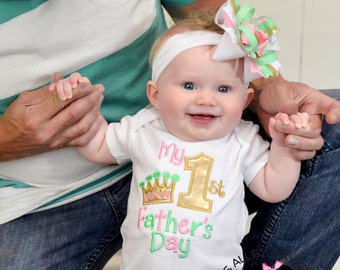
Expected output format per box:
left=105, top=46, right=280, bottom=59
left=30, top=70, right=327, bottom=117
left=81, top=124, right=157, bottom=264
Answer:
left=242, top=90, right=340, bottom=269
left=0, top=173, right=131, bottom=270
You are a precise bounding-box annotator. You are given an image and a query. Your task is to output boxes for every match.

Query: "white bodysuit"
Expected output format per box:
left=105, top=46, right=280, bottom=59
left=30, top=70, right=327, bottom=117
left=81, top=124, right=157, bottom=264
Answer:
left=106, top=106, right=269, bottom=270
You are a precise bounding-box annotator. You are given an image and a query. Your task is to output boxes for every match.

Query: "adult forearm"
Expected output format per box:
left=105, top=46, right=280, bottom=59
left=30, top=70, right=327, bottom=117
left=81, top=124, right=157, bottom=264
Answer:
left=164, top=0, right=225, bottom=21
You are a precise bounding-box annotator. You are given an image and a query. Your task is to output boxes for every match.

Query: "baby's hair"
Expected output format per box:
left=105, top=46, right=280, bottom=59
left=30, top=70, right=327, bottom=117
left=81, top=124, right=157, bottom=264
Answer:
left=149, top=9, right=223, bottom=65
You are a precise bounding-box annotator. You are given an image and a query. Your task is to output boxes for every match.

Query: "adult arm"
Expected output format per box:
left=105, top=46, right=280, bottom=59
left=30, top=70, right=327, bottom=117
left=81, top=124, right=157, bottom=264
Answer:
left=0, top=73, right=104, bottom=161
left=250, top=75, right=340, bottom=160
left=163, top=0, right=225, bottom=21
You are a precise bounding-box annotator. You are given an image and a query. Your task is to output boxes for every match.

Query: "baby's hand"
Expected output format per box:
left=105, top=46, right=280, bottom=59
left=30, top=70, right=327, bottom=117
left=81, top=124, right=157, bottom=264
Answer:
left=48, top=72, right=90, bottom=100
left=275, top=112, right=311, bottom=129
left=289, top=112, right=311, bottom=129
left=269, top=112, right=311, bottom=146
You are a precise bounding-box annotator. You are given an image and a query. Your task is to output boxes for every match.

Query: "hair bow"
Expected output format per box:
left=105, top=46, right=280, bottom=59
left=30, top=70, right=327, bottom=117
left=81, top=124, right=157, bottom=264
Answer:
left=262, top=260, right=284, bottom=270
left=213, top=0, right=280, bottom=82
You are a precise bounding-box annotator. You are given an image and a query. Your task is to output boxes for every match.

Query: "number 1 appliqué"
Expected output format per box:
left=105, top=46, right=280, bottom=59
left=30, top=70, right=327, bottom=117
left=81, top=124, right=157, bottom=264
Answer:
left=177, top=153, right=214, bottom=213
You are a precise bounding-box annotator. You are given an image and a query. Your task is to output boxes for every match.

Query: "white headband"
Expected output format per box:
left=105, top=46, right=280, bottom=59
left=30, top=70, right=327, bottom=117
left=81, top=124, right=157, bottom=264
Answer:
left=151, top=31, right=222, bottom=82
left=151, top=1, right=280, bottom=83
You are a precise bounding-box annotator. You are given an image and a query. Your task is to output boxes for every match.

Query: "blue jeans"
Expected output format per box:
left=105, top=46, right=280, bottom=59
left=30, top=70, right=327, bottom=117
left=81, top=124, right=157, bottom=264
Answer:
left=0, top=174, right=131, bottom=270
left=0, top=91, right=339, bottom=270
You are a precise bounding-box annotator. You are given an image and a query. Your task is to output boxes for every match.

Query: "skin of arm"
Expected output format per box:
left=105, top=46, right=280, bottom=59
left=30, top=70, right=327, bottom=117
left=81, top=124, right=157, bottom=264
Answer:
left=164, top=0, right=226, bottom=21
left=249, top=112, right=310, bottom=203
left=77, top=116, right=117, bottom=164
left=0, top=72, right=104, bottom=161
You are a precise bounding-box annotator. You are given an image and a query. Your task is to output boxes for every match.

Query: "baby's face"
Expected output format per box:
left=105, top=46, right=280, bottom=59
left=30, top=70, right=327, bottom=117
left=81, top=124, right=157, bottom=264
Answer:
left=150, top=46, right=253, bottom=142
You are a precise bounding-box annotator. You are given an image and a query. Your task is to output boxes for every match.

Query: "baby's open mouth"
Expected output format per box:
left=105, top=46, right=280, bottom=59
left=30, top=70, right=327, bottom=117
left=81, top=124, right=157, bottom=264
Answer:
left=189, top=113, right=217, bottom=124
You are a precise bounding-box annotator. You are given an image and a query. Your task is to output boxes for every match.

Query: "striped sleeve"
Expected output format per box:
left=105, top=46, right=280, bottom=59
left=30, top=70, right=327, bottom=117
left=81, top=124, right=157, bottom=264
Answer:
left=162, top=0, right=196, bottom=7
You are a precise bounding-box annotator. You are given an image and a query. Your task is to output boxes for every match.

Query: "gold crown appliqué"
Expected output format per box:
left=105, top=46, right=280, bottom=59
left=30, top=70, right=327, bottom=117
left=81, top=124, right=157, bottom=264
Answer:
left=139, top=171, right=180, bottom=205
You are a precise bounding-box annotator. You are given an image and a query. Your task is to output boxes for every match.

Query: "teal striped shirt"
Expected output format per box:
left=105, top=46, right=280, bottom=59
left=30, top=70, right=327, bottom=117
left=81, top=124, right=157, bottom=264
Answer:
left=0, top=0, right=195, bottom=224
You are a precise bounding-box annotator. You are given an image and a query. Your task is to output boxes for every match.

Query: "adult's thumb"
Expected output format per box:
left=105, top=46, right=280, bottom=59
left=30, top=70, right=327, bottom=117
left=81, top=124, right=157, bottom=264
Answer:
left=51, top=72, right=64, bottom=83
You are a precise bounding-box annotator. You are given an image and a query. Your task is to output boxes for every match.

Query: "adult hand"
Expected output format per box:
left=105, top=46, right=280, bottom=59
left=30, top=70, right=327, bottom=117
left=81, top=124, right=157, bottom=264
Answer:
left=0, top=73, right=105, bottom=161
left=253, top=77, right=340, bottom=160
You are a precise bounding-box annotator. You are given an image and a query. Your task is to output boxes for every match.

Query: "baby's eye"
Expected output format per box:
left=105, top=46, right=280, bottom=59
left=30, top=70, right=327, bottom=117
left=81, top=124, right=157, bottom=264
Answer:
left=218, top=85, right=230, bottom=93
left=182, top=82, right=195, bottom=90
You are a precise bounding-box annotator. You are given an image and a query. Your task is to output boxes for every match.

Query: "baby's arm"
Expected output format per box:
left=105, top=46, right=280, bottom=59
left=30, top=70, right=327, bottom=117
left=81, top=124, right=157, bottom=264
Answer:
left=249, top=112, right=310, bottom=203
left=49, top=72, right=117, bottom=164
left=77, top=115, right=118, bottom=164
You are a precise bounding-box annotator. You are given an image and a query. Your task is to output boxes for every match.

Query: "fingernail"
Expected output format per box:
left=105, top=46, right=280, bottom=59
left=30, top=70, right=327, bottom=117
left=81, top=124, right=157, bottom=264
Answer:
left=96, top=85, right=105, bottom=93
left=288, top=136, right=299, bottom=146
left=276, top=120, right=287, bottom=131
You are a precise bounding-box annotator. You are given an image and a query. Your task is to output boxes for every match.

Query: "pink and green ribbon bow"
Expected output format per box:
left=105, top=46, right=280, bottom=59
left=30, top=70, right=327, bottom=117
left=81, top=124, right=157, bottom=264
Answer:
left=213, top=0, right=280, bottom=82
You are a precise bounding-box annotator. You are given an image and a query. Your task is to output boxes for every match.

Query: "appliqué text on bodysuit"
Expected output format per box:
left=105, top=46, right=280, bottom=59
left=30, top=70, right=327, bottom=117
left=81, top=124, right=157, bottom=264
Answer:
left=138, top=207, right=213, bottom=258
left=136, top=141, right=230, bottom=259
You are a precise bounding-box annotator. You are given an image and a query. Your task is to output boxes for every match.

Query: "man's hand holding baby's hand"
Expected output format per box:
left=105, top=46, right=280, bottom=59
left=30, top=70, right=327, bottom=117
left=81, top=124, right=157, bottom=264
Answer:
left=0, top=72, right=104, bottom=161
left=269, top=112, right=317, bottom=160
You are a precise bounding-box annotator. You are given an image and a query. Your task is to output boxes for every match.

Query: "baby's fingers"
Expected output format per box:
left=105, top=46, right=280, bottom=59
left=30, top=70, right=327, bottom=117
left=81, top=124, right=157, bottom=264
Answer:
left=79, top=77, right=90, bottom=83
left=56, top=79, right=73, bottom=100
left=69, top=72, right=90, bottom=86
left=274, top=112, right=290, bottom=124
left=69, top=72, right=83, bottom=88
left=290, top=112, right=310, bottom=129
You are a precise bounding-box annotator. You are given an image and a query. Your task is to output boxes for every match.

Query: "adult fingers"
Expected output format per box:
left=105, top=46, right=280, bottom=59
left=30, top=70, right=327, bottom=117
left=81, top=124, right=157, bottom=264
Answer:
left=65, top=114, right=105, bottom=147
left=287, top=147, right=317, bottom=161
left=284, top=130, right=323, bottom=161
left=318, top=95, right=340, bottom=124
left=293, top=86, right=340, bottom=124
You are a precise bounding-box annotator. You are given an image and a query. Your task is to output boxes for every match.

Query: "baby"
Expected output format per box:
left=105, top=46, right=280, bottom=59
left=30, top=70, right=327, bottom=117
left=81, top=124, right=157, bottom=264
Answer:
left=49, top=2, right=307, bottom=269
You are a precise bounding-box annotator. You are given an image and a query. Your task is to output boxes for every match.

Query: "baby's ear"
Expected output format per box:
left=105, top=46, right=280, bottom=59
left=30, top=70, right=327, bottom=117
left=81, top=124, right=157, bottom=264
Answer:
left=243, top=87, right=254, bottom=109
left=146, top=80, right=159, bottom=109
